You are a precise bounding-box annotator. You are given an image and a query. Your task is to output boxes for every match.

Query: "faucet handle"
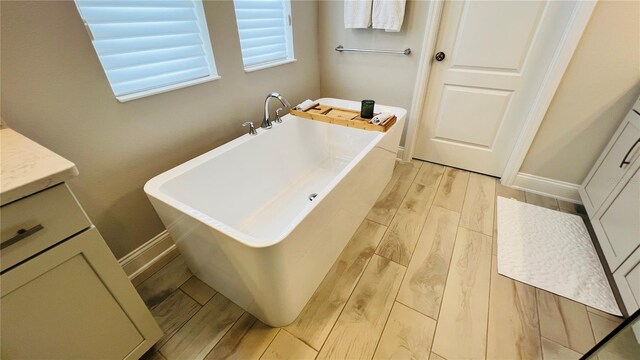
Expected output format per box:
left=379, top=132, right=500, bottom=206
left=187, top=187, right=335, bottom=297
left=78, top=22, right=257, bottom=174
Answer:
left=275, top=108, right=284, bottom=123
left=242, top=121, right=257, bottom=135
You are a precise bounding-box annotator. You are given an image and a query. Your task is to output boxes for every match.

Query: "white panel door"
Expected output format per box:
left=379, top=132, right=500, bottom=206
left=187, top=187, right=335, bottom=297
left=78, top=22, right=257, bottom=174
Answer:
left=414, top=0, right=578, bottom=176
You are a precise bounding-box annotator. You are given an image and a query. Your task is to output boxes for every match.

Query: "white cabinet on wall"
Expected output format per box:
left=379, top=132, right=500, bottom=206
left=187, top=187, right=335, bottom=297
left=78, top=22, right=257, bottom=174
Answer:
left=580, top=97, right=640, bottom=315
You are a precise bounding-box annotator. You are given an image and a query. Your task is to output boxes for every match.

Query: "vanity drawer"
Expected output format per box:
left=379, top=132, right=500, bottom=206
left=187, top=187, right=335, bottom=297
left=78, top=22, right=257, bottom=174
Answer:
left=0, top=183, right=91, bottom=272
left=583, top=115, right=640, bottom=212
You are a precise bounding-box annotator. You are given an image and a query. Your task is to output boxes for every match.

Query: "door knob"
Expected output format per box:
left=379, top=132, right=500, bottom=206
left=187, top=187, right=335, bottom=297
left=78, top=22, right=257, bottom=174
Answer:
left=435, top=52, right=446, bottom=61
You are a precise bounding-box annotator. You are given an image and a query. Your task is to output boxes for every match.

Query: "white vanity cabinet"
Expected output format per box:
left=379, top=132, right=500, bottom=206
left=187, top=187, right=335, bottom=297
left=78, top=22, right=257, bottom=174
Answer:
left=580, top=98, right=640, bottom=314
left=0, top=184, right=163, bottom=359
left=0, top=129, right=162, bottom=359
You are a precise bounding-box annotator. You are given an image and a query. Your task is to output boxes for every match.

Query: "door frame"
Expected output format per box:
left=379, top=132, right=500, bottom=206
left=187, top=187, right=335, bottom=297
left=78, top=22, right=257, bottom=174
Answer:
left=403, top=0, right=597, bottom=185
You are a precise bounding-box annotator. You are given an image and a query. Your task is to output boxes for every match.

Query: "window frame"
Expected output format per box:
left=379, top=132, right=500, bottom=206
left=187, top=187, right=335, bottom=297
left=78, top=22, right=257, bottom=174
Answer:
left=75, top=0, right=220, bottom=102
left=233, top=0, right=296, bottom=73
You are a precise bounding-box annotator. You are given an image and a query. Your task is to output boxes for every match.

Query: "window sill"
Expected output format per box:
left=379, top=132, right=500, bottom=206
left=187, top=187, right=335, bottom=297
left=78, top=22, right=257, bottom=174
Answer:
left=116, top=75, right=221, bottom=103
left=244, top=58, right=297, bottom=73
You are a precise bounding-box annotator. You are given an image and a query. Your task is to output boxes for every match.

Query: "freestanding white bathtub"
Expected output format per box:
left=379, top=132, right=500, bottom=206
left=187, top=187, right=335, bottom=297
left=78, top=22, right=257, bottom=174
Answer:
left=144, top=98, right=405, bottom=326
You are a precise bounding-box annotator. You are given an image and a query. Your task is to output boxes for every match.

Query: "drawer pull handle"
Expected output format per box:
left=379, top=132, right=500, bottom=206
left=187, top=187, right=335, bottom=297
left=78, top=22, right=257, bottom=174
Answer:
left=1, top=224, right=44, bottom=250
left=619, top=138, right=640, bottom=168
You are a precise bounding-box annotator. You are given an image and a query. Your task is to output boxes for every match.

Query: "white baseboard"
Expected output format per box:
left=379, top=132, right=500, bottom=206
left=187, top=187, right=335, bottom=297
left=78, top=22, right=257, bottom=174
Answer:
left=510, top=172, right=582, bottom=204
left=397, top=146, right=405, bottom=161
left=118, top=230, right=176, bottom=281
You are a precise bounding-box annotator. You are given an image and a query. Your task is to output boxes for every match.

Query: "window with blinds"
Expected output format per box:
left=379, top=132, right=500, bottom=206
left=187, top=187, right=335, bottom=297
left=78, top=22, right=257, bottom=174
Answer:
left=75, top=0, right=219, bottom=102
left=233, top=0, right=295, bottom=71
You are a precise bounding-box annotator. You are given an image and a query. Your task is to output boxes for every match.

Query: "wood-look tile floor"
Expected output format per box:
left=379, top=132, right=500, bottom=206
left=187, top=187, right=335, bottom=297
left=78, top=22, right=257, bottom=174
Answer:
left=139, top=160, right=625, bottom=360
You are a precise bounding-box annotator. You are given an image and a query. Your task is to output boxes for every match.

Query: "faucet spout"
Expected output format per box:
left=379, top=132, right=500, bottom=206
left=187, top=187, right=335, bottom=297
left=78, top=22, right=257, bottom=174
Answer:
left=261, top=93, right=291, bottom=129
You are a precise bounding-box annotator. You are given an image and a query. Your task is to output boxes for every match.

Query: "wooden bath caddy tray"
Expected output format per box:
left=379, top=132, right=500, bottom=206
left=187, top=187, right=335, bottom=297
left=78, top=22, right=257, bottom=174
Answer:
left=289, top=104, right=396, bottom=132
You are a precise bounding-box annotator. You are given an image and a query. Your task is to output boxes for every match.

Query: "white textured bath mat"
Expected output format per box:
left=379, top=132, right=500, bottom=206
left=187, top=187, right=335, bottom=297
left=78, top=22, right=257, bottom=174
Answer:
left=496, top=196, right=621, bottom=316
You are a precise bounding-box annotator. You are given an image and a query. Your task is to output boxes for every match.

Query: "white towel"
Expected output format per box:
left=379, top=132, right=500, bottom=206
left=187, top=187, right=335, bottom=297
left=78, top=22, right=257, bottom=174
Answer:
left=344, top=0, right=372, bottom=29
left=369, top=112, right=392, bottom=125
left=372, top=0, right=406, bottom=32
left=295, top=100, right=319, bottom=112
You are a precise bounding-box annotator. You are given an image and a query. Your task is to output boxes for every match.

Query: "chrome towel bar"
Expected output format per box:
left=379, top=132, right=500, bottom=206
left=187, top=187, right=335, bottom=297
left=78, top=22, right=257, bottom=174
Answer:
left=335, top=45, right=411, bottom=56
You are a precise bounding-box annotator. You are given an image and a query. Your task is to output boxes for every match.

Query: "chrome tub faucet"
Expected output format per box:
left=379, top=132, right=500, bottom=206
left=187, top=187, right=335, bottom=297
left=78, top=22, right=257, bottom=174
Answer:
left=261, top=93, right=291, bottom=129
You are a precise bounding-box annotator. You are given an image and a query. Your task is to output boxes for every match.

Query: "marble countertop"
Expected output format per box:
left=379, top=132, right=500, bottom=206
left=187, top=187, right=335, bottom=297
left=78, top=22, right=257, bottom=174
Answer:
left=1, top=129, right=78, bottom=206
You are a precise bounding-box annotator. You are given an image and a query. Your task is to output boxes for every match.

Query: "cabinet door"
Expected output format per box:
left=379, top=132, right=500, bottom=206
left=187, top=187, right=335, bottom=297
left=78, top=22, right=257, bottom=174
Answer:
left=614, top=248, right=640, bottom=314
left=583, top=114, right=640, bottom=213
left=1, top=227, right=162, bottom=359
left=594, top=167, right=640, bottom=271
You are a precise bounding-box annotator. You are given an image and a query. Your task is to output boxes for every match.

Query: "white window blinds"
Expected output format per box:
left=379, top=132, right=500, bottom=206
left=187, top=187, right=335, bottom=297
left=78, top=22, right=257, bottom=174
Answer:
left=233, top=0, right=294, bottom=70
left=75, top=0, right=219, bottom=102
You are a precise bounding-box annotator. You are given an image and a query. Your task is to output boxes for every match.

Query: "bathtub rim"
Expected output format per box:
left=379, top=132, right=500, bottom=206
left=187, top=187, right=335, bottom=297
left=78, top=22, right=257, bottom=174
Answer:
left=144, top=98, right=406, bottom=249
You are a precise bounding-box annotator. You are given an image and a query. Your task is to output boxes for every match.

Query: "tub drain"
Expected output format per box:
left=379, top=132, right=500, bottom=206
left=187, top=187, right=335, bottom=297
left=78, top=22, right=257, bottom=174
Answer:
left=308, top=193, right=318, bottom=201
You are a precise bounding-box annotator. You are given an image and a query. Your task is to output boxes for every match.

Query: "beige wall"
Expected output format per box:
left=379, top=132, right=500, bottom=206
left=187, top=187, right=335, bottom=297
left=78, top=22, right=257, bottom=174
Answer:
left=1, top=0, right=320, bottom=258
left=520, top=0, right=640, bottom=184
left=318, top=0, right=428, bottom=142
